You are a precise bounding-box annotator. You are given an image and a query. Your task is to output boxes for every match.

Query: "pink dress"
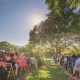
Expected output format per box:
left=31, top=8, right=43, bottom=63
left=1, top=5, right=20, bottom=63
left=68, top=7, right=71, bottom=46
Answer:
left=18, top=59, right=24, bottom=68
left=22, top=56, right=27, bottom=67
left=18, top=56, right=27, bottom=68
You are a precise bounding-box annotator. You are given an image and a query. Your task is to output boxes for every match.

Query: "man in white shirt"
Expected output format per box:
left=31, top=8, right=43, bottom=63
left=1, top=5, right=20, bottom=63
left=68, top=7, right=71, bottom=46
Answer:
left=73, top=54, right=80, bottom=76
left=31, top=55, right=38, bottom=69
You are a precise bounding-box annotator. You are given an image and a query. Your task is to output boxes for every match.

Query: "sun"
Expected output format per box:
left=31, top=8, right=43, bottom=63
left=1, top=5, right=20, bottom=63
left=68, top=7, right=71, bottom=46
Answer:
left=31, top=15, right=42, bottom=26
left=33, top=17, right=41, bottom=25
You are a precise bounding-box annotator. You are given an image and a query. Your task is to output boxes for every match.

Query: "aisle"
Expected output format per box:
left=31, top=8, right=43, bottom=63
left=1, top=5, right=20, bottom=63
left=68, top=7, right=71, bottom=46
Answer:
left=24, top=62, right=71, bottom=80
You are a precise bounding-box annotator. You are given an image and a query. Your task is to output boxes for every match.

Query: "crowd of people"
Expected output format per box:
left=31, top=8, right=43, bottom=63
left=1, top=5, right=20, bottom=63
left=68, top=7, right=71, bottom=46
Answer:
left=1, top=49, right=80, bottom=80
left=60, top=53, right=80, bottom=79
left=0, top=50, right=38, bottom=80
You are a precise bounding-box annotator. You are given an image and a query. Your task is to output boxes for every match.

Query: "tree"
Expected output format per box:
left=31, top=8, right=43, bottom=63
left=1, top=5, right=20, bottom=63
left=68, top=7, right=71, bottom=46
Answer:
left=0, top=41, right=20, bottom=52
left=29, top=0, right=80, bottom=61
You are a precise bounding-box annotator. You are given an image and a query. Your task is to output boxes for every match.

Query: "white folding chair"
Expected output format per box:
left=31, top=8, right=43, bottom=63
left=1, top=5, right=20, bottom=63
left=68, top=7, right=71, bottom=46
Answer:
left=6, top=63, right=15, bottom=79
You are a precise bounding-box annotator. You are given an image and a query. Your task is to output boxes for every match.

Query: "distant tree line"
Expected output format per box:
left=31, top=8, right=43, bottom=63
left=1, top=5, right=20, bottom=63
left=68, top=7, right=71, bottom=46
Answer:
left=0, top=41, right=20, bottom=52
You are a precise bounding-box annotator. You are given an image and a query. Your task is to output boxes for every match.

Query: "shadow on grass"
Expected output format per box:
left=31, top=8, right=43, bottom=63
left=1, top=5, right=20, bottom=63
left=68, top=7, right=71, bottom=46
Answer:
left=24, top=62, right=70, bottom=80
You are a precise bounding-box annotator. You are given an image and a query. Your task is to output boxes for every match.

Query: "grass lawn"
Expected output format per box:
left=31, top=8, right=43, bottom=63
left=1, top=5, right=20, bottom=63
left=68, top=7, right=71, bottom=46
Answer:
left=24, top=62, right=71, bottom=80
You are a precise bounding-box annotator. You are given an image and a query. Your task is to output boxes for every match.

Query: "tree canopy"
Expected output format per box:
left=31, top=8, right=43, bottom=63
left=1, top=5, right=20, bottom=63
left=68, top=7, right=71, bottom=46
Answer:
left=29, top=0, right=80, bottom=60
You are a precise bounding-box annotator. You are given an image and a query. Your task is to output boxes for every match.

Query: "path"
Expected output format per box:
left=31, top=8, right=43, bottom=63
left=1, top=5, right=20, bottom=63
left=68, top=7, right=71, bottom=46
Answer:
left=24, top=62, right=71, bottom=80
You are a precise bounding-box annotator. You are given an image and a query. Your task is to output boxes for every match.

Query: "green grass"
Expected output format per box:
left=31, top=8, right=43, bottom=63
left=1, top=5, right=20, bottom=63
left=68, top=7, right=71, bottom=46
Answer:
left=24, top=62, right=71, bottom=80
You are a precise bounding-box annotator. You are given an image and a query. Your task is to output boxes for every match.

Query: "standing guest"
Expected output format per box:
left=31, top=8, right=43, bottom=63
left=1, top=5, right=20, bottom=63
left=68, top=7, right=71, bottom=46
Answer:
left=70, top=54, right=77, bottom=64
left=69, top=54, right=77, bottom=74
left=19, top=53, right=27, bottom=68
left=18, top=57, right=24, bottom=68
left=14, top=52, right=19, bottom=76
left=6, top=53, right=16, bottom=71
left=14, top=52, right=19, bottom=63
left=0, top=50, right=6, bottom=62
left=63, top=55, right=68, bottom=70
left=60, top=55, right=64, bottom=67
left=50, top=56, right=55, bottom=63
left=0, top=51, right=8, bottom=80
left=30, top=54, right=38, bottom=70
left=73, top=54, right=80, bottom=77
left=18, top=53, right=27, bottom=73
left=21, top=53, right=27, bottom=67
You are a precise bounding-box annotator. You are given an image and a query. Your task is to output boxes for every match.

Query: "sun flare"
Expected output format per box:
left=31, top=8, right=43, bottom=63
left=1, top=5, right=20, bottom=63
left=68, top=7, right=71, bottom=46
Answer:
left=33, top=17, right=41, bottom=25
left=31, top=15, right=42, bottom=25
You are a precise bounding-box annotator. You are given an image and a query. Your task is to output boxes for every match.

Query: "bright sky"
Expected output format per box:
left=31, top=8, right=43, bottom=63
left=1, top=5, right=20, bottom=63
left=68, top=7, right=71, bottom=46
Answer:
left=0, top=0, right=48, bottom=46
